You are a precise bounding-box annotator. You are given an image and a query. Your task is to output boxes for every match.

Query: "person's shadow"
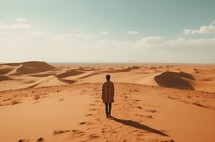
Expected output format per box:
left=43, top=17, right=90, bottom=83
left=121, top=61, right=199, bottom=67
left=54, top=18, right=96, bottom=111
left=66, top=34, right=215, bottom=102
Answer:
left=110, top=116, right=168, bottom=136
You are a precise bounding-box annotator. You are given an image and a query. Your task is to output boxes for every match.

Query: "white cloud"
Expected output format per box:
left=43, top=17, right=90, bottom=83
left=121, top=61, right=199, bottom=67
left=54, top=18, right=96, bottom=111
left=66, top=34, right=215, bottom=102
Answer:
left=101, top=31, right=110, bottom=35
left=0, top=18, right=32, bottom=30
left=87, top=37, right=215, bottom=63
left=183, top=21, right=215, bottom=35
left=77, top=33, right=93, bottom=40
left=16, top=18, right=27, bottom=22
left=128, top=31, right=138, bottom=35
left=93, top=40, right=133, bottom=49
left=137, top=36, right=165, bottom=46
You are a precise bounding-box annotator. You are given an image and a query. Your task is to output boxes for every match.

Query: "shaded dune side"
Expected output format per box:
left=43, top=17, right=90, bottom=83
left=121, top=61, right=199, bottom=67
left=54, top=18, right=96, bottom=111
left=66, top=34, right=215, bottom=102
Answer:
left=0, top=76, right=11, bottom=81
left=76, top=66, right=141, bottom=80
left=105, top=66, right=140, bottom=73
left=16, top=61, right=56, bottom=74
left=56, top=69, right=84, bottom=78
left=0, top=63, right=21, bottom=66
left=20, top=75, right=74, bottom=89
left=154, top=71, right=195, bottom=90
left=0, top=68, right=13, bottom=75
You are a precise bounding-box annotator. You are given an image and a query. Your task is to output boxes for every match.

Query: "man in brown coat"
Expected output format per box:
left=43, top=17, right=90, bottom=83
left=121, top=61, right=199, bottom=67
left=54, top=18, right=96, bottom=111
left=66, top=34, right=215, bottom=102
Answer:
left=102, top=74, right=114, bottom=118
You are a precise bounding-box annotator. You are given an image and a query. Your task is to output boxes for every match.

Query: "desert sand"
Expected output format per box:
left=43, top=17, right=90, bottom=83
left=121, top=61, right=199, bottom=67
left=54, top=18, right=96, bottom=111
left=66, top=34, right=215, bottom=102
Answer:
left=0, top=61, right=215, bottom=142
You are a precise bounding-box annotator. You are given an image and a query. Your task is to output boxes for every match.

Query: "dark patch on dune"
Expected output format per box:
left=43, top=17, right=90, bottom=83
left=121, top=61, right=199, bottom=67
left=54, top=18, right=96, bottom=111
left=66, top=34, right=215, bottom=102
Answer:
left=0, top=63, right=21, bottom=66
left=57, top=69, right=84, bottom=78
left=53, top=129, right=71, bottom=135
left=16, top=61, right=55, bottom=74
left=31, top=73, right=55, bottom=77
left=0, top=68, right=12, bottom=75
left=106, top=66, right=140, bottom=73
left=0, top=75, right=11, bottom=81
left=154, top=71, right=195, bottom=90
left=37, top=137, right=44, bottom=142
left=129, top=66, right=140, bottom=69
left=106, top=68, right=131, bottom=73
left=78, top=67, right=99, bottom=71
left=60, top=78, right=76, bottom=84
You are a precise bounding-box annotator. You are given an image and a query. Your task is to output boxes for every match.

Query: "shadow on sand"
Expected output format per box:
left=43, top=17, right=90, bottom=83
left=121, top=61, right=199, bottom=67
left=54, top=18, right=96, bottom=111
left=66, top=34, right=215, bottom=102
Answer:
left=110, top=116, right=168, bottom=136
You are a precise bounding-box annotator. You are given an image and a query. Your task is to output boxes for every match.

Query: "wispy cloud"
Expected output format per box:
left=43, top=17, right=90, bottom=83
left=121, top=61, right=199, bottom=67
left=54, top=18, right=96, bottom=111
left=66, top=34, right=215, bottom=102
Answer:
left=16, top=18, right=27, bottom=22
left=183, top=21, right=215, bottom=35
left=128, top=31, right=138, bottom=35
left=137, top=36, right=165, bottom=46
left=0, top=18, right=32, bottom=30
left=101, top=31, right=110, bottom=35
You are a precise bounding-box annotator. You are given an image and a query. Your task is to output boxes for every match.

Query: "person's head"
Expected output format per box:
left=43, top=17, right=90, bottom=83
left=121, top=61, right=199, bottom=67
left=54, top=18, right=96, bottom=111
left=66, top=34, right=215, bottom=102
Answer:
left=106, top=74, right=111, bottom=81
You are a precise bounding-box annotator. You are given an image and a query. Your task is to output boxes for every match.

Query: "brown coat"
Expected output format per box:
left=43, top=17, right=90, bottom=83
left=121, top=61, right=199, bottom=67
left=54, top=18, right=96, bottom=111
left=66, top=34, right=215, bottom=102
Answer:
left=102, top=81, right=114, bottom=103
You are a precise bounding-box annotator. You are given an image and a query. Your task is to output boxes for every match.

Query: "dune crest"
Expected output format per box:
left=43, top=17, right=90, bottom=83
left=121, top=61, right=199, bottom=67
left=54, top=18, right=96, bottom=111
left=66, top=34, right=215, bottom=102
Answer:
left=20, top=75, right=67, bottom=89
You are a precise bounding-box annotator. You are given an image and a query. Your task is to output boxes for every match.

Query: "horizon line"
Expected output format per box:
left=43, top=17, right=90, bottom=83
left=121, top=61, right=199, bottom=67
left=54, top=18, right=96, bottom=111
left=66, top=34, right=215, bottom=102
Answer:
left=0, top=61, right=215, bottom=65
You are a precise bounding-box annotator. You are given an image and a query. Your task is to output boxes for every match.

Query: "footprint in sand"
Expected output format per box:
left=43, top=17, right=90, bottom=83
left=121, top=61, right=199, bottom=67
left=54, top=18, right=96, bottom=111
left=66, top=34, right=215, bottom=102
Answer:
left=88, top=133, right=100, bottom=139
left=85, top=113, right=93, bottom=117
left=101, top=128, right=106, bottom=133
left=89, top=108, right=97, bottom=111
left=133, top=99, right=141, bottom=102
left=34, top=95, right=40, bottom=100
left=52, top=130, right=71, bottom=135
left=134, top=114, right=144, bottom=117
left=136, top=106, right=143, bottom=109
left=134, top=114, right=153, bottom=118
left=145, top=109, right=157, bottom=113
left=89, top=103, right=95, bottom=106
left=3, top=98, right=12, bottom=101
left=144, top=115, right=153, bottom=118
left=59, top=98, right=64, bottom=101
left=18, top=139, right=26, bottom=142
left=79, top=122, right=86, bottom=125
left=72, top=130, right=86, bottom=137
left=37, top=137, right=44, bottom=142
left=10, top=100, right=20, bottom=105
left=33, top=101, right=39, bottom=104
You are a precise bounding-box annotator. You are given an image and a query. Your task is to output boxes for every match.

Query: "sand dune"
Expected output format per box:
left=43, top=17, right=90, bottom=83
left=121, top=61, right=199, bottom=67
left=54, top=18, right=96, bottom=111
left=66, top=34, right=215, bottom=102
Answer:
left=17, top=61, right=55, bottom=74
left=56, top=69, right=84, bottom=78
left=20, top=75, right=68, bottom=89
left=0, top=62, right=215, bottom=142
left=1, top=62, right=215, bottom=92
left=0, top=65, right=14, bottom=75
left=154, top=71, right=195, bottom=90
left=0, top=75, right=11, bottom=81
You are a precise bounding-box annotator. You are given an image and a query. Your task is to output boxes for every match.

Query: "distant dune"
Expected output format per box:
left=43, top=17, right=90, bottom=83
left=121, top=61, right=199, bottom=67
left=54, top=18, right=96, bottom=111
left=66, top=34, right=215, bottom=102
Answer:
left=0, top=62, right=215, bottom=92
left=16, top=61, right=56, bottom=74
left=56, top=69, right=84, bottom=78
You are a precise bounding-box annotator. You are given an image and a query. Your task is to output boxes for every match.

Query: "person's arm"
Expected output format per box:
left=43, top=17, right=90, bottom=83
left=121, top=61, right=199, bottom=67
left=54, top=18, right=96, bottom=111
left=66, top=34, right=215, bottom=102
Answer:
left=102, top=83, right=104, bottom=99
left=112, top=83, right=114, bottom=96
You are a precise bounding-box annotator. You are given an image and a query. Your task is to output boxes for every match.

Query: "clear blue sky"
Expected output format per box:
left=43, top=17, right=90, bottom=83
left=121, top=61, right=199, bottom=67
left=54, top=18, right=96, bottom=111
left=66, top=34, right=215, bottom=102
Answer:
left=0, top=0, right=215, bottom=63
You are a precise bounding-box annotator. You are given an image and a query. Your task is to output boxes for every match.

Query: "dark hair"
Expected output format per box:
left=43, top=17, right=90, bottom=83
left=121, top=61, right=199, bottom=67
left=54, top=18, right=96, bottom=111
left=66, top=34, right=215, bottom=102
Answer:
left=106, top=74, right=111, bottom=81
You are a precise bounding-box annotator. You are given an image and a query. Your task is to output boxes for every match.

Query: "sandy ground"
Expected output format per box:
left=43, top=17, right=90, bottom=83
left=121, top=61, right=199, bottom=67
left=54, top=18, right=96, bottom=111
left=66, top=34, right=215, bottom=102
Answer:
left=0, top=61, right=215, bottom=142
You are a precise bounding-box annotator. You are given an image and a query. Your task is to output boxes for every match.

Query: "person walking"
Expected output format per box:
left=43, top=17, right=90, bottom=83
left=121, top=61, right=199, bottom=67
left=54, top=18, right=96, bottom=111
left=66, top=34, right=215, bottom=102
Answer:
left=102, top=74, right=115, bottom=118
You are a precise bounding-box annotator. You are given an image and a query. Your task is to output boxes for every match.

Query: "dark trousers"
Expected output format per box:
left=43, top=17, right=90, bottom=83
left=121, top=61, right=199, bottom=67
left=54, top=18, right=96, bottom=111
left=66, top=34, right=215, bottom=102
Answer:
left=105, top=103, right=112, bottom=117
